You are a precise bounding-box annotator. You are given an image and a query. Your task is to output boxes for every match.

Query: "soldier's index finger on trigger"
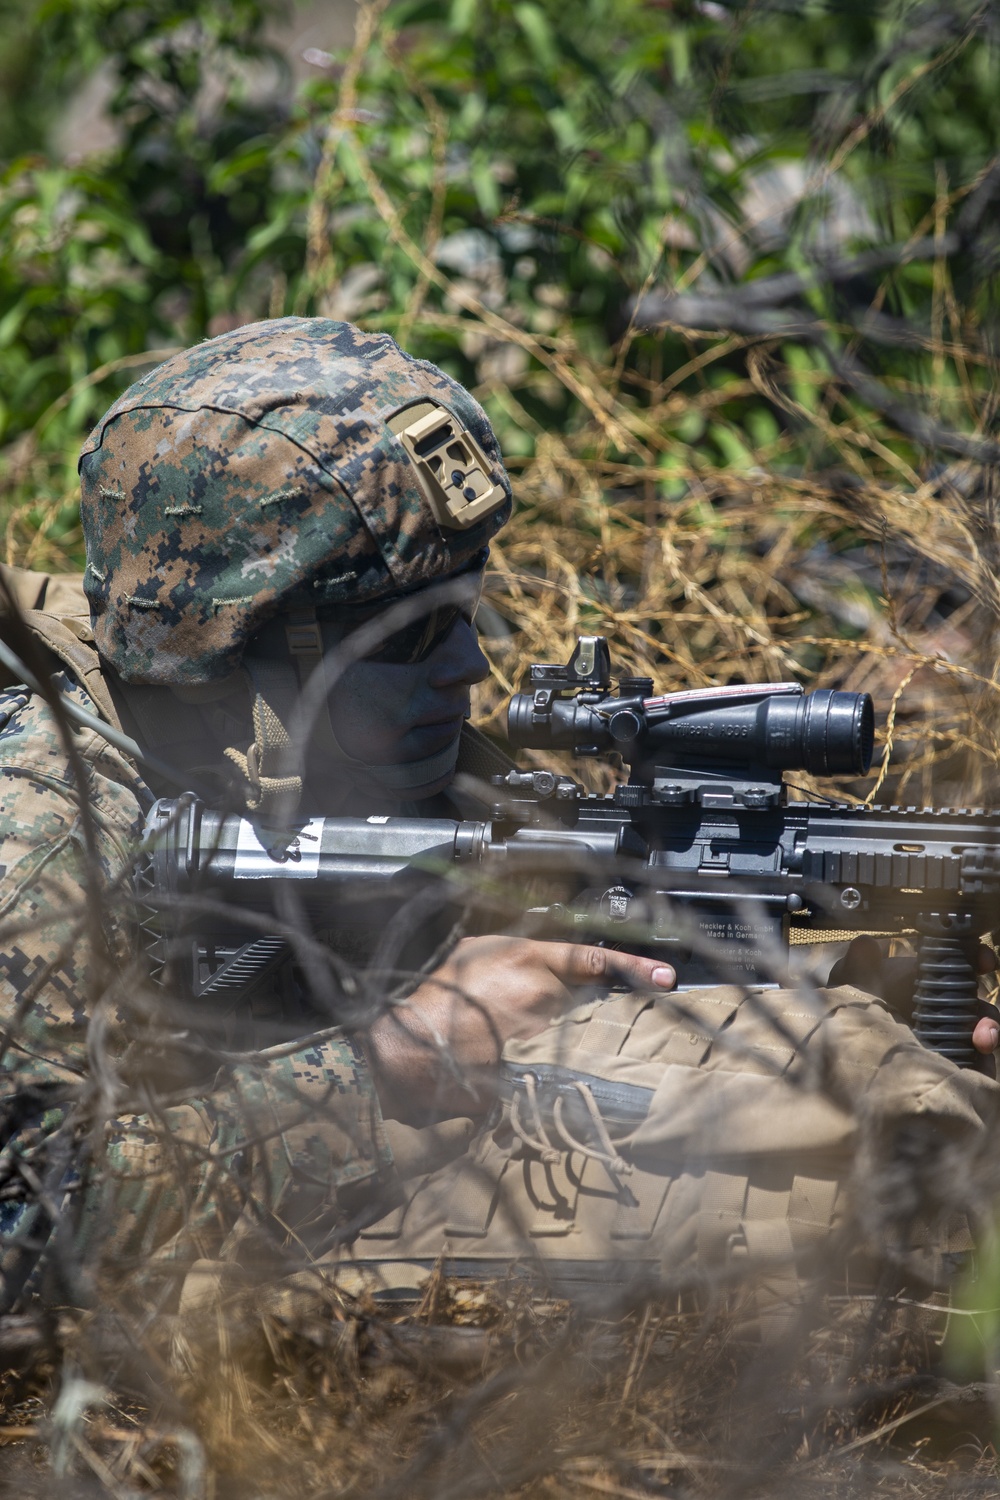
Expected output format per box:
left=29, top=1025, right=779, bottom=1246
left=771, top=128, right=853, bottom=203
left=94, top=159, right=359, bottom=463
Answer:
left=544, top=943, right=676, bottom=991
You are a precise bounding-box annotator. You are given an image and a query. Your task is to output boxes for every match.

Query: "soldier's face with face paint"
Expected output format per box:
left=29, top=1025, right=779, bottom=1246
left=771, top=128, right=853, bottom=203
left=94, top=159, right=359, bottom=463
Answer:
left=325, top=609, right=490, bottom=795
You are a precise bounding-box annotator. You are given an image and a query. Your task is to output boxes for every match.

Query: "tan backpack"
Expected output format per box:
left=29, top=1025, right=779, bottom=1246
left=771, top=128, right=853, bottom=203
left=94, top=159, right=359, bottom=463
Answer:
left=0, top=563, right=88, bottom=621
left=0, top=564, right=119, bottom=724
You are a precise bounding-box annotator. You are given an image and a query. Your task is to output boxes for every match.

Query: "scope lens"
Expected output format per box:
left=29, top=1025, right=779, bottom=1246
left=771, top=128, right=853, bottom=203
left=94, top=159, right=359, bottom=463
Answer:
left=777, top=689, right=874, bottom=776
left=857, top=695, right=875, bottom=773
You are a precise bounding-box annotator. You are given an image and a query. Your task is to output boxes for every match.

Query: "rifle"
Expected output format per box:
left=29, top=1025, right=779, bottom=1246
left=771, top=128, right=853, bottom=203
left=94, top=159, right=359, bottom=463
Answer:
left=138, top=636, right=1000, bottom=1069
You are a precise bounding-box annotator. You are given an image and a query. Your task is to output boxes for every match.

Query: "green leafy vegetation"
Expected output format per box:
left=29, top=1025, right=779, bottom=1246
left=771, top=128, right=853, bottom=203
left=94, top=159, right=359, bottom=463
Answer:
left=1, top=0, right=999, bottom=793
left=5, top=8, right=1000, bottom=1494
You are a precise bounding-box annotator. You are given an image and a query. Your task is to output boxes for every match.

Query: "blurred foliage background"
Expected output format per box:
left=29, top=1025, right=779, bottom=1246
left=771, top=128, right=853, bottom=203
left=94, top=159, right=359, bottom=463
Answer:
left=2, top=0, right=1000, bottom=801
left=4, top=8, right=1000, bottom=1495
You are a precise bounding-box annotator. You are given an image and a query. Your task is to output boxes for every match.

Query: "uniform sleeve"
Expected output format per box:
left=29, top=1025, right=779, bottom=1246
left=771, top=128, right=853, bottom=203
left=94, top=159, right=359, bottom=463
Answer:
left=0, top=687, right=393, bottom=1309
left=0, top=688, right=140, bottom=1088
left=77, top=1035, right=394, bottom=1289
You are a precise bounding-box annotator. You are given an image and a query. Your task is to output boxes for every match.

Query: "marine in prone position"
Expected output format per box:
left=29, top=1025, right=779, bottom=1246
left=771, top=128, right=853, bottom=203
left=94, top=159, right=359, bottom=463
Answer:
left=0, top=317, right=994, bottom=1315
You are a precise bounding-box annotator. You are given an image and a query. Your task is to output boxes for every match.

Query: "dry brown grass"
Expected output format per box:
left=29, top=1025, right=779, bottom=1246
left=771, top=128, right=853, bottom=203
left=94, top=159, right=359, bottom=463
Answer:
left=473, top=441, right=1000, bottom=812
left=4, top=10, right=1000, bottom=1490
left=5, top=421, right=1000, bottom=1491
left=3, top=1278, right=999, bottom=1498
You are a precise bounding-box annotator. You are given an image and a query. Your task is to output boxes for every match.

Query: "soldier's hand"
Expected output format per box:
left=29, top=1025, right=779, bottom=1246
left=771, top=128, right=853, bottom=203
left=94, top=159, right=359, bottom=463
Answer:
left=972, top=1010, right=1000, bottom=1055
left=828, top=935, right=999, bottom=1055
left=363, top=936, right=675, bottom=1123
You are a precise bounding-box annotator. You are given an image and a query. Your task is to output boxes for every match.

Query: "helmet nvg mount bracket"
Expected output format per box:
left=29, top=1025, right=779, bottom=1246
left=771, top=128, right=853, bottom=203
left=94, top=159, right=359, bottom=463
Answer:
left=387, top=401, right=508, bottom=531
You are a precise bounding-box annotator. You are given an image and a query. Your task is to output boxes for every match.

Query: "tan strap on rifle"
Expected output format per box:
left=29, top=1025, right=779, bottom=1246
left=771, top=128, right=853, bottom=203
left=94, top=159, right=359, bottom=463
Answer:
left=222, top=659, right=303, bottom=822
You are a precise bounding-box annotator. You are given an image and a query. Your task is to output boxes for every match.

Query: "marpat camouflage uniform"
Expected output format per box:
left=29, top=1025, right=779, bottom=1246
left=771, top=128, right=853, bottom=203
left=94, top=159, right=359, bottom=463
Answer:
left=0, top=647, right=394, bottom=1311
left=15, top=317, right=989, bottom=1320
left=0, top=310, right=518, bottom=1311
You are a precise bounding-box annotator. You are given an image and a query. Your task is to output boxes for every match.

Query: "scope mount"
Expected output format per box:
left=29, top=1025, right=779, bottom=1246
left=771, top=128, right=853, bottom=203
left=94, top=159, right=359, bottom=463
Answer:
left=648, top=766, right=785, bottom=810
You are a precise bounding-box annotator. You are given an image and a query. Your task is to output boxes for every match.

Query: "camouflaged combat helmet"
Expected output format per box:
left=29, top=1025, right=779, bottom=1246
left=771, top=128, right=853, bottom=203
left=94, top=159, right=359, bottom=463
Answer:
left=78, top=318, right=512, bottom=686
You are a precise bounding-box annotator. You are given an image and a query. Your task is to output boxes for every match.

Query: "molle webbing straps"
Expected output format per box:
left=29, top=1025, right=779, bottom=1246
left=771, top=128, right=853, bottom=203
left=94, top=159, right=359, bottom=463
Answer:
left=338, top=987, right=884, bottom=1307
left=444, top=1134, right=512, bottom=1238
left=610, top=1166, right=673, bottom=1240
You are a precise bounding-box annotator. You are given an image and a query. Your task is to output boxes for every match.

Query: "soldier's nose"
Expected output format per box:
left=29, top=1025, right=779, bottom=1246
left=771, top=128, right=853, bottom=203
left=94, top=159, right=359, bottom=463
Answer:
left=427, top=617, right=489, bottom=687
